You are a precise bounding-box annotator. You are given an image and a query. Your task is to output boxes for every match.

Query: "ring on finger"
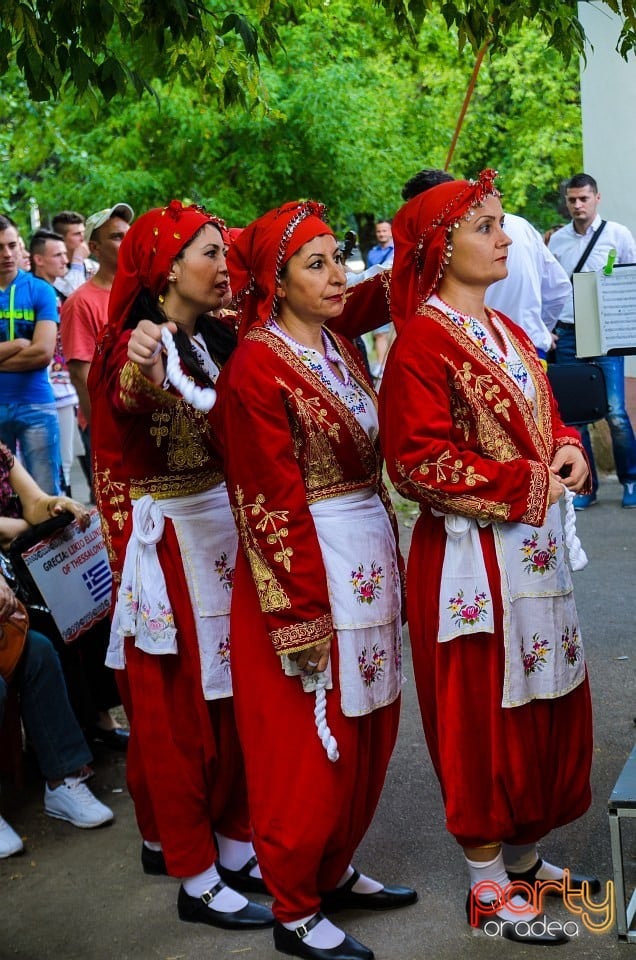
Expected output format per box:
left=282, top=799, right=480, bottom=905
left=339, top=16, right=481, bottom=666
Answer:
left=307, top=660, right=318, bottom=667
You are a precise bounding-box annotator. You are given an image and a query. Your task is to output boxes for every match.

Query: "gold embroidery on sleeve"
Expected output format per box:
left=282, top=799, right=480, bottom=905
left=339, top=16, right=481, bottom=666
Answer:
left=270, top=615, right=333, bottom=654
left=394, top=460, right=511, bottom=521
left=93, top=467, right=129, bottom=571
left=521, top=461, right=549, bottom=525
left=232, top=487, right=292, bottom=613
left=94, top=467, right=128, bottom=532
left=416, top=448, right=488, bottom=486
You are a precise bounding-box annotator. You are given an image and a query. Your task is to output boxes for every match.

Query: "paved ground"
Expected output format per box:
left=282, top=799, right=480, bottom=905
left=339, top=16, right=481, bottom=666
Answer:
left=1, top=470, right=635, bottom=960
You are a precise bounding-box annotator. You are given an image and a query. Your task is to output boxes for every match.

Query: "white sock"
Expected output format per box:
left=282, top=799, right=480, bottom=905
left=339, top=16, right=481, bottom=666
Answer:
left=143, top=840, right=162, bottom=852
left=502, top=843, right=564, bottom=880
left=282, top=914, right=345, bottom=949
left=534, top=859, right=564, bottom=881
left=502, top=842, right=538, bottom=873
left=215, top=833, right=262, bottom=878
left=183, top=861, right=248, bottom=913
left=337, top=864, right=383, bottom=894
left=466, top=852, right=538, bottom=924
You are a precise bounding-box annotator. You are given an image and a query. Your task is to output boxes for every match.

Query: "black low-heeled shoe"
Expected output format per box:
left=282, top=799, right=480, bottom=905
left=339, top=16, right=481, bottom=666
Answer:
left=141, top=844, right=167, bottom=875
left=216, top=855, right=270, bottom=894
left=465, top=890, right=569, bottom=945
left=506, top=858, right=601, bottom=895
left=87, top=726, right=130, bottom=752
left=273, top=913, right=374, bottom=960
left=177, top=882, right=274, bottom=930
left=320, top=867, right=417, bottom=913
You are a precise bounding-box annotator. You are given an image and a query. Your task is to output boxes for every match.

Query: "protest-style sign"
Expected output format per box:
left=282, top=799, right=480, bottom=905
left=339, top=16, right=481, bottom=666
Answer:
left=20, top=509, right=112, bottom=642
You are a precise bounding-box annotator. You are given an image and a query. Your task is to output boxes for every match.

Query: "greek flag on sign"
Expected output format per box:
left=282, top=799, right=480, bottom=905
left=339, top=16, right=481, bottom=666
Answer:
left=82, top=559, right=112, bottom=603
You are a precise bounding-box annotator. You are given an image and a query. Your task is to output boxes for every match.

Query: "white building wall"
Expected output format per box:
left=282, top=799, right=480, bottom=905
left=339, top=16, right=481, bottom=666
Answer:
left=579, top=2, right=636, bottom=233
left=578, top=2, right=636, bottom=372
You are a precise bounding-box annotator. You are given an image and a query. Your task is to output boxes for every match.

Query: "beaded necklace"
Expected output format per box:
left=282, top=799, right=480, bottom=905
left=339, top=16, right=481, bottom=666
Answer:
left=267, top=320, right=369, bottom=417
left=429, top=294, right=529, bottom=394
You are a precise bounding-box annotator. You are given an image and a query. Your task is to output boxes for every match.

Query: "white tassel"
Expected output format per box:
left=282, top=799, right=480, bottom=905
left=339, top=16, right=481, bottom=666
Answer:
left=562, top=486, right=588, bottom=572
left=314, top=683, right=339, bottom=762
left=161, top=327, right=216, bottom=412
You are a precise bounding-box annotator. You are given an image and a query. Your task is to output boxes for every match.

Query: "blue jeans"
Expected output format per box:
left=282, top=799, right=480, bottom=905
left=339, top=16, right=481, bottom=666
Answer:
left=0, top=401, right=62, bottom=494
left=0, top=630, right=91, bottom=781
left=555, top=324, right=636, bottom=493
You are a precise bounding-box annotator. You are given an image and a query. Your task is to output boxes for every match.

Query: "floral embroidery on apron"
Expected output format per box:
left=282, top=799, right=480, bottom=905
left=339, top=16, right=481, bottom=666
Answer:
left=436, top=513, right=495, bottom=642
left=309, top=489, right=403, bottom=717
left=494, top=500, right=585, bottom=707
left=108, top=484, right=235, bottom=701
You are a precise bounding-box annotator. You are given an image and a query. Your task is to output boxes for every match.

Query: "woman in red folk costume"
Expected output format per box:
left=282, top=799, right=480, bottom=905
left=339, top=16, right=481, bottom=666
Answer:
left=218, top=201, right=417, bottom=960
left=88, top=202, right=273, bottom=932
left=379, top=171, right=598, bottom=944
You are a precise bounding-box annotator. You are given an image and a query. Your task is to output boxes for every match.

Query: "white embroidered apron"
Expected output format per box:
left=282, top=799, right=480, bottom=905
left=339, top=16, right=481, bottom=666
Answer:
left=307, top=488, right=403, bottom=717
left=435, top=501, right=585, bottom=708
left=494, top=502, right=585, bottom=707
left=107, top=484, right=236, bottom=700
left=432, top=297, right=585, bottom=707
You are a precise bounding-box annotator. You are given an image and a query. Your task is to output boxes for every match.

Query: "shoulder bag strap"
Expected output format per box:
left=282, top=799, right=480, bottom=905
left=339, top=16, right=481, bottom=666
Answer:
left=570, top=220, right=607, bottom=280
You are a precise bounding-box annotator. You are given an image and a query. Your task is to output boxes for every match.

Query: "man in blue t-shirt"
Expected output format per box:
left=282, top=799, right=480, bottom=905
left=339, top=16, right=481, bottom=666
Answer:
left=0, top=214, right=62, bottom=493
left=366, top=219, right=394, bottom=268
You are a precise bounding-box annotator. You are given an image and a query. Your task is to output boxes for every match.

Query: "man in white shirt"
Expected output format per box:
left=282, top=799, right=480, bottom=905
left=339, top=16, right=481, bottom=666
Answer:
left=486, top=213, right=570, bottom=360
left=549, top=173, right=636, bottom=509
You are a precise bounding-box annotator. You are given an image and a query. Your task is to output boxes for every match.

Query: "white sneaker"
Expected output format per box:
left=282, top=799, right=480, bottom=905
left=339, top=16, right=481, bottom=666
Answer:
left=44, top=776, right=114, bottom=828
left=0, top=813, right=24, bottom=857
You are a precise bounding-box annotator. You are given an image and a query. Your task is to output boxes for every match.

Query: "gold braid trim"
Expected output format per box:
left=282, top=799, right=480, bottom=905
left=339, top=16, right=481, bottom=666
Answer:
left=130, top=470, right=224, bottom=500
left=520, top=460, right=549, bottom=526
left=119, top=361, right=178, bottom=410
left=270, top=615, right=333, bottom=654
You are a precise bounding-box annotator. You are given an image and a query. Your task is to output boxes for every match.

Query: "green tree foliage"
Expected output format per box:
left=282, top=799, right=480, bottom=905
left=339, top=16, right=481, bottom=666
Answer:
left=0, top=6, right=581, bottom=237
left=2, top=0, right=636, bottom=103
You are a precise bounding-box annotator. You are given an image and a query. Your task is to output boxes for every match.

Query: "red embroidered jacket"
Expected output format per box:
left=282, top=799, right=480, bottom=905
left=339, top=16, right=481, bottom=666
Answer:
left=379, top=305, right=588, bottom=526
left=89, top=331, right=224, bottom=577
left=218, top=326, right=402, bottom=655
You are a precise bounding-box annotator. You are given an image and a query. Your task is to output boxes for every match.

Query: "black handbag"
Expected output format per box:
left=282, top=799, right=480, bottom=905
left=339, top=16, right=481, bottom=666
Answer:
left=547, top=361, right=608, bottom=426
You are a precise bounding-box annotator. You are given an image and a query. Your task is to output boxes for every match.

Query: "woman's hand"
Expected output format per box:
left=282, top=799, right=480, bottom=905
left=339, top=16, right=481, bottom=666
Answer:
left=0, top=517, right=30, bottom=552
left=549, top=445, right=589, bottom=493
left=128, top=320, right=177, bottom=386
left=46, top=496, right=92, bottom=530
left=548, top=472, right=565, bottom=505
left=289, top=638, right=331, bottom=674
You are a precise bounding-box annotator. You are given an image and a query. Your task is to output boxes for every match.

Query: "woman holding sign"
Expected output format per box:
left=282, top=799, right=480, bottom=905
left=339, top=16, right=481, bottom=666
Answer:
left=0, top=441, right=125, bottom=749
left=88, top=202, right=273, bottom=932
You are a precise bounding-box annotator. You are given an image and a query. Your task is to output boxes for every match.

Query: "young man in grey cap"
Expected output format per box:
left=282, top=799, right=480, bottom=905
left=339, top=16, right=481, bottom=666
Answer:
left=60, top=203, right=133, bottom=491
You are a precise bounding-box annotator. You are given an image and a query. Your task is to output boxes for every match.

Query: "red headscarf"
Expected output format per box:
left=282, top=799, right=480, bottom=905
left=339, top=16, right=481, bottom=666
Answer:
left=227, top=200, right=334, bottom=337
left=107, top=200, right=225, bottom=336
left=390, top=168, right=500, bottom=333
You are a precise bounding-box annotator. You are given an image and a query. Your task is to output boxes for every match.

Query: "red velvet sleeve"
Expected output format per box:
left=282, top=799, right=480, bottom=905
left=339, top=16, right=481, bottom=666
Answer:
left=379, top=321, right=551, bottom=527
left=330, top=270, right=391, bottom=340
left=220, top=342, right=334, bottom=655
